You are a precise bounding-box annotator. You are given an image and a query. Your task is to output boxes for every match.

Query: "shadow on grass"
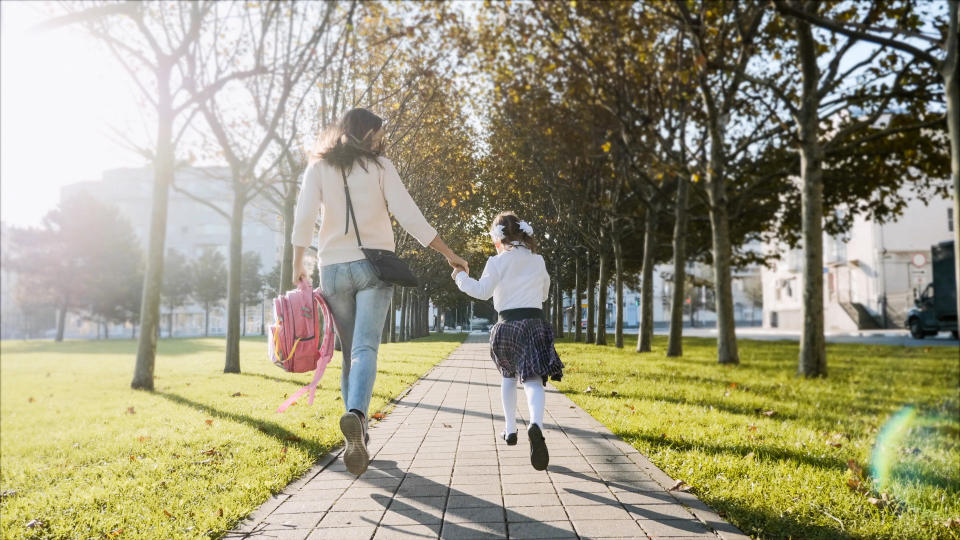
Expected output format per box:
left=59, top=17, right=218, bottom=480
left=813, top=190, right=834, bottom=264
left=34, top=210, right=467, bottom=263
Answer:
left=715, top=498, right=853, bottom=540
left=2, top=338, right=225, bottom=356
left=154, top=391, right=330, bottom=456
left=618, top=430, right=850, bottom=473
left=234, top=371, right=317, bottom=388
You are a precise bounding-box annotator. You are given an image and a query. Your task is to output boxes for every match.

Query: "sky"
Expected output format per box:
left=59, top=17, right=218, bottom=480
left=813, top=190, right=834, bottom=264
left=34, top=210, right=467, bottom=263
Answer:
left=1, top=1, right=145, bottom=228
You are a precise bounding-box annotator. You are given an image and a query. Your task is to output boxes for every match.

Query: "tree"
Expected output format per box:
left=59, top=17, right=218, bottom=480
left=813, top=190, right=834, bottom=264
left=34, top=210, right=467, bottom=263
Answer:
left=161, top=249, right=193, bottom=338
left=41, top=1, right=262, bottom=390
left=178, top=1, right=343, bottom=373
left=775, top=0, right=959, bottom=323
left=191, top=248, right=227, bottom=337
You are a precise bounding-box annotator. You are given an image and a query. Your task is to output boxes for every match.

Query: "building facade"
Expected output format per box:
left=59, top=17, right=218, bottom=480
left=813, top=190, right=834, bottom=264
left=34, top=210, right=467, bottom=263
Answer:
left=52, top=166, right=285, bottom=339
left=761, top=190, right=954, bottom=331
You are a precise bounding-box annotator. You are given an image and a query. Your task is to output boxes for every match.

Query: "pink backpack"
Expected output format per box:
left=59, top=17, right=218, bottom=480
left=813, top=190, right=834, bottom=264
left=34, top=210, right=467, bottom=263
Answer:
left=267, top=278, right=336, bottom=413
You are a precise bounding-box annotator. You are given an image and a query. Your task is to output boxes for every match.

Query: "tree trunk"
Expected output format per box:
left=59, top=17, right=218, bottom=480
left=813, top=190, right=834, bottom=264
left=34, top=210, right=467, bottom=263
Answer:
left=612, top=234, right=624, bottom=348
left=104, top=321, right=109, bottom=340
left=944, top=0, right=960, bottom=322
left=637, top=206, right=658, bottom=352
left=389, top=287, right=397, bottom=342
left=382, top=303, right=391, bottom=344
left=796, top=16, right=827, bottom=377
left=667, top=174, right=690, bottom=357
left=586, top=250, right=595, bottom=343
left=280, top=186, right=297, bottom=293
left=224, top=189, right=244, bottom=374
left=242, top=304, right=247, bottom=337
left=167, top=303, right=174, bottom=339
left=554, top=260, right=565, bottom=338
left=596, top=247, right=609, bottom=346
left=55, top=305, right=67, bottom=342
left=204, top=303, right=210, bottom=337
left=574, top=254, right=583, bottom=342
left=399, top=288, right=407, bottom=342
left=132, top=61, right=174, bottom=391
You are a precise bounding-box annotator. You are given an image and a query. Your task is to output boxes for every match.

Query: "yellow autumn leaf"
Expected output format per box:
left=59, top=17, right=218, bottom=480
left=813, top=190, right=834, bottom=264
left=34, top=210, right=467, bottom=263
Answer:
left=691, top=173, right=700, bottom=183
left=601, top=141, right=611, bottom=153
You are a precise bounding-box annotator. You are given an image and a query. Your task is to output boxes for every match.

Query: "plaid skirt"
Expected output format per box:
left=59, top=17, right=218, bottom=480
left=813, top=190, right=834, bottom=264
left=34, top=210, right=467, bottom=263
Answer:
left=489, top=317, right=564, bottom=384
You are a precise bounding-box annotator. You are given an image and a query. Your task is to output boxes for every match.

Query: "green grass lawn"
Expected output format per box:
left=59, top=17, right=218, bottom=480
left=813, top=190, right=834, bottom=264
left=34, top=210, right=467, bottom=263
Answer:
left=0, top=333, right=464, bottom=540
left=552, top=336, right=960, bottom=540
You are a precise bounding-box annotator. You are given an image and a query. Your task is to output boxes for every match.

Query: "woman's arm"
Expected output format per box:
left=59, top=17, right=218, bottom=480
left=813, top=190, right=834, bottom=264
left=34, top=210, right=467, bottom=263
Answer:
left=381, top=158, right=468, bottom=272
left=291, top=164, right=321, bottom=282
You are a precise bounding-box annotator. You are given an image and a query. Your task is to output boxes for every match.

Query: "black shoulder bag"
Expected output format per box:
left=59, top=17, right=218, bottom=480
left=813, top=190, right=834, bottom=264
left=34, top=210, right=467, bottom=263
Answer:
left=341, top=167, right=419, bottom=287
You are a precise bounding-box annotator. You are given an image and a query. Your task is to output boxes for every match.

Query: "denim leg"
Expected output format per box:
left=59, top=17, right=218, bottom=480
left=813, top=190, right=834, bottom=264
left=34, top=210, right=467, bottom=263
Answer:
left=320, top=263, right=357, bottom=414
left=344, top=264, right=393, bottom=418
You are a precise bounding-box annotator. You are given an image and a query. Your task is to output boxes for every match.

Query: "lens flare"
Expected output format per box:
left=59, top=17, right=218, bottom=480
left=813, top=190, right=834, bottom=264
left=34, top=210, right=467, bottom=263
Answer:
left=870, top=406, right=917, bottom=492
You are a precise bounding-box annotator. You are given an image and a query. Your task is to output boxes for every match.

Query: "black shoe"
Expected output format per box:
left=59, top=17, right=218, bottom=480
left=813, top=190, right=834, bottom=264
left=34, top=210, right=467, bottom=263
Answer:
left=340, top=411, right=369, bottom=476
left=501, top=430, right=518, bottom=446
left=528, top=423, right=549, bottom=471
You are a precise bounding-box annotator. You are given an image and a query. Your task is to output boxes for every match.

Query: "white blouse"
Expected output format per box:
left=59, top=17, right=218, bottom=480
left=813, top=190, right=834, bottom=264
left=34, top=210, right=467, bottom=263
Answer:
left=455, top=245, right=550, bottom=312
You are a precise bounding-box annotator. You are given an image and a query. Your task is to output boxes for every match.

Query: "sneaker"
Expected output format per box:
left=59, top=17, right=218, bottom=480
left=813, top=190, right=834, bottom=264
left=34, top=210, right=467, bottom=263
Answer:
left=501, top=430, right=518, bottom=446
left=340, top=410, right=369, bottom=475
left=527, top=423, right=549, bottom=471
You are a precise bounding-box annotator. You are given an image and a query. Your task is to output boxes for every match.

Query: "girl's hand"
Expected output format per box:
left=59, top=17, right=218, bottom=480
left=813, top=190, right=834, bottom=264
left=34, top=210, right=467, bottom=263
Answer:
left=451, top=265, right=466, bottom=280
left=446, top=253, right=469, bottom=274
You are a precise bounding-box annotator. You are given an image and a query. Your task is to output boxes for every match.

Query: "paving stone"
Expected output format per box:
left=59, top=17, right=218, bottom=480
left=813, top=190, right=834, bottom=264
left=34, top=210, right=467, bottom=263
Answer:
left=508, top=520, right=578, bottom=539
left=440, top=521, right=506, bottom=539
left=373, top=524, right=441, bottom=539
left=442, top=505, right=504, bottom=523
left=572, top=518, right=646, bottom=538
left=637, top=518, right=714, bottom=537
left=506, top=505, right=570, bottom=522
left=306, top=526, right=376, bottom=539
left=446, top=493, right=503, bottom=508
left=317, top=510, right=384, bottom=528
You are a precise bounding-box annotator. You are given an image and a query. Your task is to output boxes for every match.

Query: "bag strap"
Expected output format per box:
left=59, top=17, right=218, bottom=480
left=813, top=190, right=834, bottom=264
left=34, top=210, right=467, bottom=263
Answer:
left=341, top=167, right=364, bottom=248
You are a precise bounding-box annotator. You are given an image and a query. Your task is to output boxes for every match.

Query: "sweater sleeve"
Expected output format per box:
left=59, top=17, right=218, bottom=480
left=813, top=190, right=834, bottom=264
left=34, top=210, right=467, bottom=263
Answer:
left=455, top=257, right=500, bottom=301
left=291, top=162, right=322, bottom=248
left=540, top=256, right=551, bottom=303
left=380, top=158, right=438, bottom=247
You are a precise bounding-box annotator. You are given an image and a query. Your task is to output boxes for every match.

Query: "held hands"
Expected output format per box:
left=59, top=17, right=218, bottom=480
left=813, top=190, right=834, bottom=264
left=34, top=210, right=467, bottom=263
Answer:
left=451, top=265, right=467, bottom=280
left=446, top=253, right=469, bottom=275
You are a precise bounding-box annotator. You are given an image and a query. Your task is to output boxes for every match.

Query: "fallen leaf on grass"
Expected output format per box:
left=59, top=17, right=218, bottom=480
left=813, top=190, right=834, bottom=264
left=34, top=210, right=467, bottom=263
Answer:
left=847, top=459, right=864, bottom=477
left=723, top=391, right=731, bottom=397
left=27, top=397, right=35, bottom=403
left=610, top=390, right=619, bottom=397
left=279, top=446, right=288, bottom=463
left=1, top=490, right=17, bottom=499
left=944, top=518, right=960, bottom=528
left=136, top=436, right=151, bottom=442
left=204, top=419, right=214, bottom=426
left=867, top=497, right=886, bottom=509
left=163, top=509, right=173, bottom=518
left=284, top=435, right=301, bottom=442
left=128, top=455, right=137, bottom=461
left=744, top=452, right=755, bottom=460
left=230, top=392, right=245, bottom=397
left=25, top=519, right=45, bottom=529
left=760, top=410, right=776, bottom=417
left=200, top=448, right=219, bottom=456
left=668, top=480, right=692, bottom=492
left=371, top=412, right=385, bottom=420
left=126, top=407, right=135, bottom=415
left=747, top=424, right=757, bottom=432
left=827, top=441, right=843, bottom=448
left=584, top=386, right=594, bottom=394
left=217, top=508, right=223, bottom=518
left=108, top=528, right=124, bottom=537
left=847, top=476, right=867, bottom=494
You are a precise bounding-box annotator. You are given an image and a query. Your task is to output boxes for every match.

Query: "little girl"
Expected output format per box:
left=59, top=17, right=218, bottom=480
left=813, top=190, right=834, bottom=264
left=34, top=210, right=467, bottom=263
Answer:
left=452, top=211, right=564, bottom=471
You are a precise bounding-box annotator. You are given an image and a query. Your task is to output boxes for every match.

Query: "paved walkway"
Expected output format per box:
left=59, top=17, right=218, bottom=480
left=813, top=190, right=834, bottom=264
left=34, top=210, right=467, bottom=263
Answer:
left=227, top=335, right=748, bottom=540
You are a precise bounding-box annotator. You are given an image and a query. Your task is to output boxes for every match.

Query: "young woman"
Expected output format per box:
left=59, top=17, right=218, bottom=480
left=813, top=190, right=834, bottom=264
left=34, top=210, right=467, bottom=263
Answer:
left=451, top=211, right=564, bottom=471
left=291, top=107, right=468, bottom=476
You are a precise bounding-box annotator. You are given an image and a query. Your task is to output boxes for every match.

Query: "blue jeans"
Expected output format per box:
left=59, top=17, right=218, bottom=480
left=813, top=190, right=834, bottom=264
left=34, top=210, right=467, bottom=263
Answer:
left=320, top=259, right=393, bottom=418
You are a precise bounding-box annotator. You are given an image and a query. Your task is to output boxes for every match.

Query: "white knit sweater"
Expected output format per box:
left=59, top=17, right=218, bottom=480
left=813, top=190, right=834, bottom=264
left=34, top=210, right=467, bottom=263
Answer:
left=291, top=157, right=438, bottom=266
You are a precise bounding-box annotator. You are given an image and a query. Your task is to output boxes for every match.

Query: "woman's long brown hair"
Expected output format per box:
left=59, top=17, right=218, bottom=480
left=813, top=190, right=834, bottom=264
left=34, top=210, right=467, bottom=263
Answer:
left=309, top=107, right=384, bottom=172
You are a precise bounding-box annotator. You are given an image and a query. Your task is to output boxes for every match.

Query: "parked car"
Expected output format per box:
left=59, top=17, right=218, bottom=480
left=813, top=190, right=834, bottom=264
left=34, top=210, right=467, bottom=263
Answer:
left=906, top=240, right=958, bottom=339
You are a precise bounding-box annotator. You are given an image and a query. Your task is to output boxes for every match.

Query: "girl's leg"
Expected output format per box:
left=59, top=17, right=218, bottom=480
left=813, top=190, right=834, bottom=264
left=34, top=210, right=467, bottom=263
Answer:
left=523, top=379, right=545, bottom=429
left=501, top=377, right=518, bottom=434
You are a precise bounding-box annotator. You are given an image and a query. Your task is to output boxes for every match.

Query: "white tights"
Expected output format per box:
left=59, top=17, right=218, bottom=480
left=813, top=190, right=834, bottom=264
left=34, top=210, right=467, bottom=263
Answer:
left=501, top=377, right=545, bottom=433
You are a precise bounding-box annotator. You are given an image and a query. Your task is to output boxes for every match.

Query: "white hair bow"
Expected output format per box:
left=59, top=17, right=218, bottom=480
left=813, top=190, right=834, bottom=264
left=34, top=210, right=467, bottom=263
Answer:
left=490, top=224, right=506, bottom=242
left=518, top=220, right=534, bottom=236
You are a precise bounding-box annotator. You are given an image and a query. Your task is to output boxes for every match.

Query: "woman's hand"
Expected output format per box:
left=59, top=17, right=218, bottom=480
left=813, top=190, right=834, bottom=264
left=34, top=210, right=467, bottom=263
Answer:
left=446, top=253, right=469, bottom=274
left=294, top=265, right=309, bottom=285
